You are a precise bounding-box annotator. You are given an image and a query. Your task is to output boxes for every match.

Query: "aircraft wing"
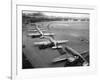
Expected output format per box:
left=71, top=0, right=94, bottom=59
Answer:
left=56, top=40, right=69, bottom=45
left=81, top=51, right=89, bottom=55
left=44, top=33, right=54, bottom=36
left=52, top=54, right=75, bottom=63
left=35, top=25, right=43, bottom=35
left=81, top=51, right=89, bottom=62
left=29, top=29, right=38, bottom=32
left=27, top=33, right=40, bottom=37
left=52, top=54, right=67, bottom=62
left=34, top=41, right=50, bottom=46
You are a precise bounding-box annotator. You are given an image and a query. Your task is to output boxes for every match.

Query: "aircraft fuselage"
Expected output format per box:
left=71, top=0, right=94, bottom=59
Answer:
left=38, top=42, right=55, bottom=50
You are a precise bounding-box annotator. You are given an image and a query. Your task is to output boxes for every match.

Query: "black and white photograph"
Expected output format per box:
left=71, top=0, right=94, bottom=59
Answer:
left=22, top=10, right=89, bottom=69
left=10, top=2, right=97, bottom=79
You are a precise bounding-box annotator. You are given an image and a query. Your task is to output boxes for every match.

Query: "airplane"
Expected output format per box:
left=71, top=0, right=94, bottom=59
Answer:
left=27, top=28, right=46, bottom=32
left=52, top=46, right=89, bottom=66
left=52, top=54, right=76, bottom=63
left=34, top=36, right=69, bottom=49
left=27, top=25, right=55, bottom=38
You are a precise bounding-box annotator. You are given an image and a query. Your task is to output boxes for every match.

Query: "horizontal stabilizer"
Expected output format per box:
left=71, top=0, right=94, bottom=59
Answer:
left=52, top=46, right=62, bottom=49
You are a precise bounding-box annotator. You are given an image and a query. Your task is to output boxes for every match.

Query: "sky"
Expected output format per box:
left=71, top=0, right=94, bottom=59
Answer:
left=23, top=11, right=89, bottom=18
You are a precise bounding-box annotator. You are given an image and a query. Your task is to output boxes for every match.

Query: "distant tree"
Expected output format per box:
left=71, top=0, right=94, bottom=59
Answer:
left=31, top=12, right=45, bottom=17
